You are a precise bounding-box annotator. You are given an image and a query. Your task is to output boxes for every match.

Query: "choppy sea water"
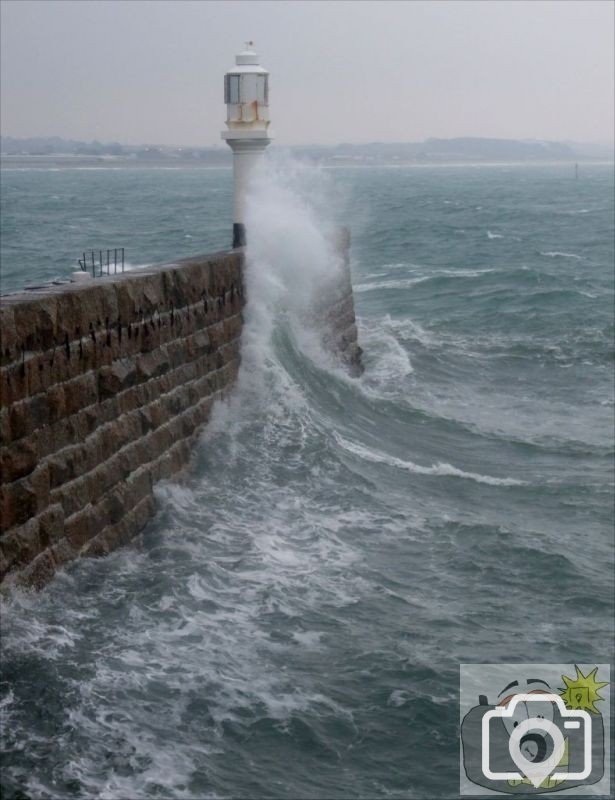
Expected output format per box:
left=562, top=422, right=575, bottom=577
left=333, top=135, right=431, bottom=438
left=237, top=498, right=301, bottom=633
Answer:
left=1, top=161, right=614, bottom=799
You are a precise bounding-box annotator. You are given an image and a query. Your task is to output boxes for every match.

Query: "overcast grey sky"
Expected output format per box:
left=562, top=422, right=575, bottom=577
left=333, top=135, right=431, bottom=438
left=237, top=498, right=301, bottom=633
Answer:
left=1, top=0, right=613, bottom=146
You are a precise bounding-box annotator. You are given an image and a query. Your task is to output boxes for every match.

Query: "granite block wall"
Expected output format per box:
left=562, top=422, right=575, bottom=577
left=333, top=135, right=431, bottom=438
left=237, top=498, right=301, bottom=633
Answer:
left=0, top=253, right=245, bottom=588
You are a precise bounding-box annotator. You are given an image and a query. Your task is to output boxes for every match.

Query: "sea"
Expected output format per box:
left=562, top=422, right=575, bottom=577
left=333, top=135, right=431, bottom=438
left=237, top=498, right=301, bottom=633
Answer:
left=1, top=158, right=614, bottom=799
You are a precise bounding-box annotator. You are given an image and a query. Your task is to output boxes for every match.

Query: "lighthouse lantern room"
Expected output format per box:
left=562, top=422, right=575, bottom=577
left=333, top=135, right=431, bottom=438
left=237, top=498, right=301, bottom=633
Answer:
left=222, top=43, right=273, bottom=248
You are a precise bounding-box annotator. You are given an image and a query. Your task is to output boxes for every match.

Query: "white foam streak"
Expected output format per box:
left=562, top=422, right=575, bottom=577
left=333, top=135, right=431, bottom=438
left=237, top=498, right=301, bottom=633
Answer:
left=334, top=432, right=526, bottom=486
left=355, top=277, right=429, bottom=292
left=355, top=268, right=496, bottom=293
left=540, top=251, right=584, bottom=260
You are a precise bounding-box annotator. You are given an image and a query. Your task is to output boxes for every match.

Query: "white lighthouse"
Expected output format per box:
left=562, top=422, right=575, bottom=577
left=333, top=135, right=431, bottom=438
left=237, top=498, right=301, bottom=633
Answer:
left=221, top=42, right=272, bottom=248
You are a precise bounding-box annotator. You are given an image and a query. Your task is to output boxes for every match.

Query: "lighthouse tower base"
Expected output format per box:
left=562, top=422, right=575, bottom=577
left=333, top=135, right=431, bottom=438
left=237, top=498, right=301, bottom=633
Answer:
left=233, top=223, right=246, bottom=249
left=223, top=135, right=271, bottom=249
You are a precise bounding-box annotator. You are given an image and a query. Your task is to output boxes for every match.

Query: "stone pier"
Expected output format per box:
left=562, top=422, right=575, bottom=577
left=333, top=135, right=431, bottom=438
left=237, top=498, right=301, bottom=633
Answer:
left=0, top=237, right=361, bottom=589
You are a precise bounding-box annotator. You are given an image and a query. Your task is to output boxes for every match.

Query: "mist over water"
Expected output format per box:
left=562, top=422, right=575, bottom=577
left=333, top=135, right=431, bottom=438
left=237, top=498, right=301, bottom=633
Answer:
left=1, top=162, right=613, bottom=799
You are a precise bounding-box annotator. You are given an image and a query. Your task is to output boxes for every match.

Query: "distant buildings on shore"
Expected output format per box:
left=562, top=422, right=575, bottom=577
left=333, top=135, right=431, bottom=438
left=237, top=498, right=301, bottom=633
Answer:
left=1, top=135, right=611, bottom=165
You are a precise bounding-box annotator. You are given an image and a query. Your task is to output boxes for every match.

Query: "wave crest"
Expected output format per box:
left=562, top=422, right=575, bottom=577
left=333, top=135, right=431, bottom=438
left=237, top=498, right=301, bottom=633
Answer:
left=334, top=433, right=526, bottom=486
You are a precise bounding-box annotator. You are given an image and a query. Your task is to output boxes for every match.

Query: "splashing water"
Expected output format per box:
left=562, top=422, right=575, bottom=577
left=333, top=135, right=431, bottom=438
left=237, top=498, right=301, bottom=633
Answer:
left=209, top=160, right=348, bottom=431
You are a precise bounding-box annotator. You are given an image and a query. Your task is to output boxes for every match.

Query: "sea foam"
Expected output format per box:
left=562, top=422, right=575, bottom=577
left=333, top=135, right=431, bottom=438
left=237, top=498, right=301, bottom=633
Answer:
left=334, top=432, right=526, bottom=486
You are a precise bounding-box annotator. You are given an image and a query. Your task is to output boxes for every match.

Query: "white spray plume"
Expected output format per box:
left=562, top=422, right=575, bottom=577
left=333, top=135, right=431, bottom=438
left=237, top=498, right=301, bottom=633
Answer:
left=206, top=157, right=347, bottom=438
left=240, top=158, right=344, bottom=381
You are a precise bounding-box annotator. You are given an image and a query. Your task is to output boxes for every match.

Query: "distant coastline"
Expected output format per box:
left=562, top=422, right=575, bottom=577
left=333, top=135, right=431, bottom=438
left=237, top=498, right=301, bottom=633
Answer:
left=1, top=135, right=612, bottom=169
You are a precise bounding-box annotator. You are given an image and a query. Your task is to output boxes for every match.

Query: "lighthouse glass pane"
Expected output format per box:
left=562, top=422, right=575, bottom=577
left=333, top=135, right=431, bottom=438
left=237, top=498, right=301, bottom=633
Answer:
left=225, top=75, right=240, bottom=104
left=257, top=76, right=269, bottom=105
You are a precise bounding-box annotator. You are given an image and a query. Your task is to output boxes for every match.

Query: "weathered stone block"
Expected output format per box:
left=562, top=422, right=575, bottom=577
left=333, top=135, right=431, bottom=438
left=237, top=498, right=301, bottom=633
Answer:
left=0, top=464, right=50, bottom=530
left=35, top=414, right=87, bottom=460
left=104, top=488, right=128, bottom=526
left=47, top=455, right=71, bottom=489
left=64, top=372, right=98, bottom=416
left=98, top=359, right=137, bottom=400
left=113, top=412, right=142, bottom=452
left=117, top=438, right=142, bottom=475
left=51, top=471, right=90, bottom=517
left=87, top=462, right=120, bottom=505
left=64, top=507, right=94, bottom=550
left=0, top=438, right=38, bottom=483
left=208, top=321, right=225, bottom=350
left=18, top=549, right=56, bottom=589
left=13, top=297, right=58, bottom=352
left=8, top=396, right=44, bottom=441
left=47, top=383, right=67, bottom=424
left=0, top=307, right=18, bottom=366
left=1, top=364, right=24, bottom=407
left=223, top=314, right=243, bottom=342
left=0, top=517, right=40, bottom=575
left=39, top=504, right=65, bottom=545
left=139, top=402, right=163, bottom=433
left=0, top=409, right=9, bottom=446
left=136, top=349, right=170, bottom=381
left=55, top=284, right=119, bottom=344
left=50, top=537, right=77, bottom=568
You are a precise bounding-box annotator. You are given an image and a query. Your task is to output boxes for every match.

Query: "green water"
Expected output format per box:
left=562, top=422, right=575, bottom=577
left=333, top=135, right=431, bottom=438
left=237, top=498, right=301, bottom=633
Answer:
left=1, top=161, right=613, bottom=799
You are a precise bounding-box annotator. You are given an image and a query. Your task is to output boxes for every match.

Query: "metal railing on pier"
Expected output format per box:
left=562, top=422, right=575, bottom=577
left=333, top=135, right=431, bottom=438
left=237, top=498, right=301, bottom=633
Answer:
left=78, top=248, right=125, bottom=277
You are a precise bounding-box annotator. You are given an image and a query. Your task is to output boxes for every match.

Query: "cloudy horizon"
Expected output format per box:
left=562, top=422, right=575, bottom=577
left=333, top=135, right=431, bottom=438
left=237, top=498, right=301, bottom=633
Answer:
left=1, top=0, right=613, bottom=148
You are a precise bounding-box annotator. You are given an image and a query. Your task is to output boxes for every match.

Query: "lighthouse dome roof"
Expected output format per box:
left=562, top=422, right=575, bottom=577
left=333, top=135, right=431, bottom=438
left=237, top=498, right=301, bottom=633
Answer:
left=228, top=42, right=269, bottom=73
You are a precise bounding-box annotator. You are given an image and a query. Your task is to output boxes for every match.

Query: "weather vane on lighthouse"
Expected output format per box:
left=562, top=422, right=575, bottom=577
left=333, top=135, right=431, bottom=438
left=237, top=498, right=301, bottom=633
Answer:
left=221, top=42, right=273, bottom=248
